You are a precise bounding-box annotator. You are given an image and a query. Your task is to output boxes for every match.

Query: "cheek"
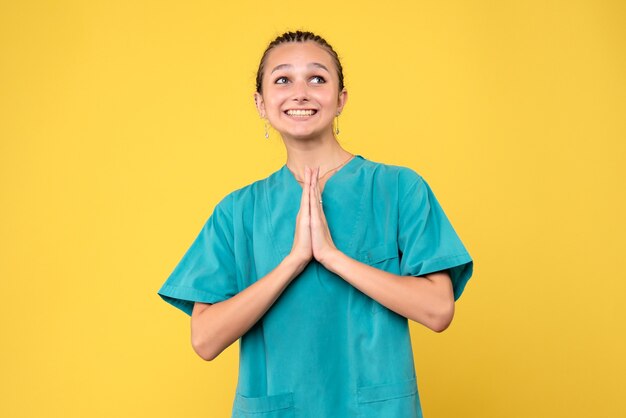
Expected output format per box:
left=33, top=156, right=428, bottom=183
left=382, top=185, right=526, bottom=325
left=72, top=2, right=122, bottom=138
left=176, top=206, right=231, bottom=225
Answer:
left=316, top=86, right=338, bottom=100
left=315, top=93, right=339, bottom=110
left=263, top=91, right=287, bottom=109
left=266, top=99, right=284, bottom=115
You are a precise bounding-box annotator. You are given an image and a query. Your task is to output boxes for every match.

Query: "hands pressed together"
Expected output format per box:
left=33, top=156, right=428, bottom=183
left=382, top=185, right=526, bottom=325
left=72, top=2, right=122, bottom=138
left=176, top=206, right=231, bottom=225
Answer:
left=285, top=166, right=455, bottom=330
left=290, top=166, right=339, bottom=267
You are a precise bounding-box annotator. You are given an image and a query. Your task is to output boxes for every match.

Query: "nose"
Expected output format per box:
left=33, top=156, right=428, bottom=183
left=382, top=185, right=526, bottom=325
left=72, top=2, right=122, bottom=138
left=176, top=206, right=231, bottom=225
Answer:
left=292, top=79, right=309, bottom=102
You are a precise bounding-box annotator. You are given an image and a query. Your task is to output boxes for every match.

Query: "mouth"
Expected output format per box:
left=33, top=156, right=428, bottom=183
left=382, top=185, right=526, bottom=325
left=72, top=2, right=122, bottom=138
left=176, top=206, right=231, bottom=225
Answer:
left=284, top=109, right=318, bottom=117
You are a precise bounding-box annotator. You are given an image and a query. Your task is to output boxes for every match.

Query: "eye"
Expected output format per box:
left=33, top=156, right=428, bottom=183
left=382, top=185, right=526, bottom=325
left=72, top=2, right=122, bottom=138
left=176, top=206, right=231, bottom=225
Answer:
left=275, top=76, right=289, bottom=84
left=310, top=75, right=326, bottom=84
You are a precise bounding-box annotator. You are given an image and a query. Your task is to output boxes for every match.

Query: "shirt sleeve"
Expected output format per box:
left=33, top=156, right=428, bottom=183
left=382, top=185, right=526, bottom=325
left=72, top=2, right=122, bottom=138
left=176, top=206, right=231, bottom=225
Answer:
left=157, top=193, right=239, bottom=316
left=398, top=173, right=474, bottom=301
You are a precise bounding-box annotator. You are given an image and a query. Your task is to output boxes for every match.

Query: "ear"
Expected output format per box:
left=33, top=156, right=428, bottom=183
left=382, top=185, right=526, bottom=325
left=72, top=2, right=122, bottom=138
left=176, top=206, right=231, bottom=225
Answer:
left=254, top=92, right=266, bottom=118
left=336, top=88, right=348, bottom=115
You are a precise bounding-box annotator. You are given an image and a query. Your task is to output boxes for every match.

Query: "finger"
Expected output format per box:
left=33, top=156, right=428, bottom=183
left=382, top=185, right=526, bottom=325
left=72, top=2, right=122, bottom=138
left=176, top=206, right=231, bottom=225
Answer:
left=316, top=166, right=322, bottom=207
left=319, top=192, right=328, bottom=222
left=301, top=165, right=310, bottom=219
left=309, top=167, right=319, bottom=222
left=313, top=167, right=330, bottom=225
left=316, top=178, right=329, bottom=227
left=314, top=166, right=321, bottom=205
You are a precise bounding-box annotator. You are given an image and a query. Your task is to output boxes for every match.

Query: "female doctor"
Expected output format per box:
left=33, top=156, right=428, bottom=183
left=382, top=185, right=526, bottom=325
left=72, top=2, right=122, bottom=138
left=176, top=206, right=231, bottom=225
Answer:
left=158, top=30, right=474, bottom=418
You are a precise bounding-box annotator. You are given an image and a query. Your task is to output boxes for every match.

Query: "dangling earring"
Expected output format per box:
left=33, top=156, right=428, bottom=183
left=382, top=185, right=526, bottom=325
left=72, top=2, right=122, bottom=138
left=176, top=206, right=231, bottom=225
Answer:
left=264, top=121, right=269, bottom=139
left=335, top=112, right=340, bottom=135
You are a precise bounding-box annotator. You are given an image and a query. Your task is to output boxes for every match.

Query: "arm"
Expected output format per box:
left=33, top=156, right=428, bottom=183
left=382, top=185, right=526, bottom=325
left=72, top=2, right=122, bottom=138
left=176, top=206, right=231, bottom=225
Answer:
left=306, top=167, right=455, bottom=332
left=190, top=254, right=307, bottom=361
left=321, top=250, right=455, bottom=332
left=191, top=166, right=316, bottom=361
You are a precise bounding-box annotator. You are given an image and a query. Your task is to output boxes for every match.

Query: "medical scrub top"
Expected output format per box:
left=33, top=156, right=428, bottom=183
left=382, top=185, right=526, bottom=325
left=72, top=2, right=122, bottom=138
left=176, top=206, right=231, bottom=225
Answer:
left=157, top=154, right=474, bottom=418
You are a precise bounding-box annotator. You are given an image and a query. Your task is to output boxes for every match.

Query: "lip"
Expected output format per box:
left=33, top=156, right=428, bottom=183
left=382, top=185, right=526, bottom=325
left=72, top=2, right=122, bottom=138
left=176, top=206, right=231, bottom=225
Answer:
left=283, top=108, right=318, bottom=113
left=283, top=108, right=318, bottom=122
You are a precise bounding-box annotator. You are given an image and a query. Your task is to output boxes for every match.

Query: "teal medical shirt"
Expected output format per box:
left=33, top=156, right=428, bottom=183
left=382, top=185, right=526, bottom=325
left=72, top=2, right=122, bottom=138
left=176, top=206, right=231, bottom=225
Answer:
left=157, top=154, right=473, bottom=418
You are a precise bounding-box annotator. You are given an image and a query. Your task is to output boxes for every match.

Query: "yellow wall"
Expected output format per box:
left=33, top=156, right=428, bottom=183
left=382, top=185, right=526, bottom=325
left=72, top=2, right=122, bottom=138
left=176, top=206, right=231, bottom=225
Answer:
left=1, top=1, right=624, bottom=417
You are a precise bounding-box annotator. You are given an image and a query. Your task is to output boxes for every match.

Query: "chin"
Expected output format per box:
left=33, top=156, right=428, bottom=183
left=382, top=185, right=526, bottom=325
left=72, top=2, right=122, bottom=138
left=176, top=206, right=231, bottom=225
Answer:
left=283, top=131, right=325, bottom=141
left=279, top=125, right=334, bottom=141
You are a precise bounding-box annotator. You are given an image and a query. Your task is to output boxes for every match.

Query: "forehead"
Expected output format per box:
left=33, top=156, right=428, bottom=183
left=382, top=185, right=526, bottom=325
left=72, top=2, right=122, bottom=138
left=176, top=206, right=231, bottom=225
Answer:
left=264, top=41, right=335, bottom=70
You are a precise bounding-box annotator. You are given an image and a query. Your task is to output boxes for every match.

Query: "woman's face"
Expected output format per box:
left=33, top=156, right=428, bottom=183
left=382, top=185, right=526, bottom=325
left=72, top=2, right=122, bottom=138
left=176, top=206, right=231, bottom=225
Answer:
left=254, top=41, right=347, bottom=141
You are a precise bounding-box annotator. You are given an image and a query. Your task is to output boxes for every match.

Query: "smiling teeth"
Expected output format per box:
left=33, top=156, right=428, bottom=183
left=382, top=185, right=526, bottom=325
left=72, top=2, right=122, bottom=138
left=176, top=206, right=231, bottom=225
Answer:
left=286, top=109, right=316, bottom=116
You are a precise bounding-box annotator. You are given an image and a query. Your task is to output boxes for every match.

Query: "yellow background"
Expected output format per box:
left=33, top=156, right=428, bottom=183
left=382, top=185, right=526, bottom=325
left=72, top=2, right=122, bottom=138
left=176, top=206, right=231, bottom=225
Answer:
left=1, top=1, right=625, bottom=417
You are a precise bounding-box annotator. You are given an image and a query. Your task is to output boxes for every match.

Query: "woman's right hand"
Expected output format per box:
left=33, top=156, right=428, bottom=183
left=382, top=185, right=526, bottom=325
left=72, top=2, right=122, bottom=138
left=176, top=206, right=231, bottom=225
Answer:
left=289, top=165, right=314, bottom=266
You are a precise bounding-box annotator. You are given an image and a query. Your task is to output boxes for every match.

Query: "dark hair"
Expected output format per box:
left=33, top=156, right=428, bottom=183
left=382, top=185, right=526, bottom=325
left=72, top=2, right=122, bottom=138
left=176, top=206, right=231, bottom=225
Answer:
left=255, top=30, right=345, bottom=94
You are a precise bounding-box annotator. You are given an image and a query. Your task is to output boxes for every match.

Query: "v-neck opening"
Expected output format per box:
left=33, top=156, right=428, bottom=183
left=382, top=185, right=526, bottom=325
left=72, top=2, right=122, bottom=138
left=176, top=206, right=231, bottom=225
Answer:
left=266, top=153, right=368, bottom=259
left=281, top=154, right=364, bottom=195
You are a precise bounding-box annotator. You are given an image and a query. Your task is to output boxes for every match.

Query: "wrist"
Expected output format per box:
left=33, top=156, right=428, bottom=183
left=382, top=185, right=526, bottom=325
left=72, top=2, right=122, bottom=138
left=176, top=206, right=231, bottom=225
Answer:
left=318, top=248, right=344, bottom=272
left=284, top=252, right=310, bottom=274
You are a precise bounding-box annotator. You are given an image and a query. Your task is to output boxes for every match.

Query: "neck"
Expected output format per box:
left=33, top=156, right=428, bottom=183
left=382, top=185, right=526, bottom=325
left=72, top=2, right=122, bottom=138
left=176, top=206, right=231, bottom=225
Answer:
left=283, top=134, right=352, bottom=181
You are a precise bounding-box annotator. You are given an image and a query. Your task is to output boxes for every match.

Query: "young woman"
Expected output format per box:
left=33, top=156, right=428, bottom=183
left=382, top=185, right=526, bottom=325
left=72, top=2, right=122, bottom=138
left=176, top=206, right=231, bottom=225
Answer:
left=158, top=30, right=474, bottom=418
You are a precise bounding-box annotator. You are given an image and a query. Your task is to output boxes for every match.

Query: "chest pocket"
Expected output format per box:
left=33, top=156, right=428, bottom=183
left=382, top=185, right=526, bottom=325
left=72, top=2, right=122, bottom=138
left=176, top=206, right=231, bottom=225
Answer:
left=358, top=242, right=399, bottom=265
left=233, top=391, right=295, bottom=418
left=357, top=242, right=401, bottom=315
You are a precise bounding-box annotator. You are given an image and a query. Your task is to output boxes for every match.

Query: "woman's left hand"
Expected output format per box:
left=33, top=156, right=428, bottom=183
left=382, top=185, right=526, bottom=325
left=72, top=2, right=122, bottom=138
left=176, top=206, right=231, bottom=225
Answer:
left=308, top=166, right=338, bottom=265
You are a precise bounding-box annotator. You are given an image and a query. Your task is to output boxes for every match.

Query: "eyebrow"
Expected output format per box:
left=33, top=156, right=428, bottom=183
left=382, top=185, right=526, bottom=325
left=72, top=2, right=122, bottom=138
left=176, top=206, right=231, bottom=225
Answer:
left=270, top=62, right=330, bottom=74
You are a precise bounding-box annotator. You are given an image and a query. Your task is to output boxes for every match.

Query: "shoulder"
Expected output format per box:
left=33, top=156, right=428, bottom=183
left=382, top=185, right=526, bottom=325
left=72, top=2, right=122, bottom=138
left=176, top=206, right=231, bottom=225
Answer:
left=359, top=156, right=425, bottom=195
left=213, top=166, right=282, bottom=212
